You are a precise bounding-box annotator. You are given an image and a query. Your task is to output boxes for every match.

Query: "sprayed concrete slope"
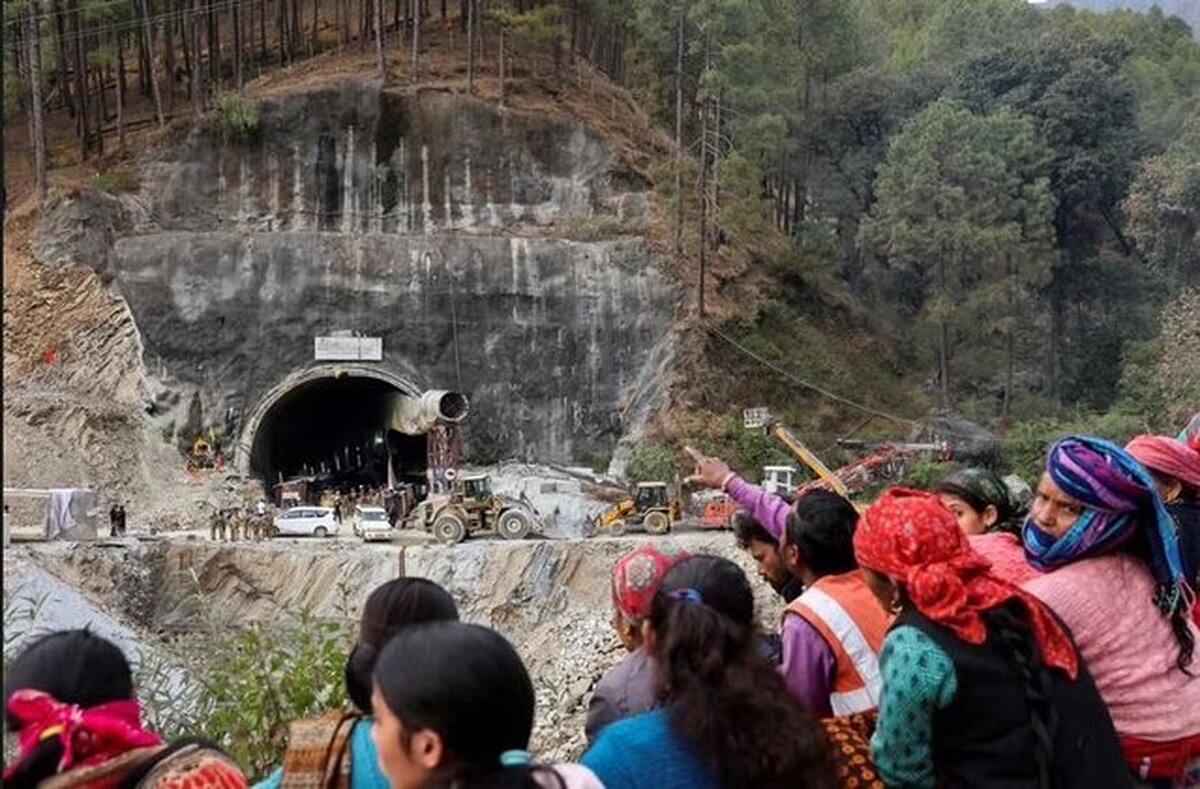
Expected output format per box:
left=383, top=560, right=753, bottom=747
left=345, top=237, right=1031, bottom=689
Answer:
left=28, top=83, right=679, bottom=476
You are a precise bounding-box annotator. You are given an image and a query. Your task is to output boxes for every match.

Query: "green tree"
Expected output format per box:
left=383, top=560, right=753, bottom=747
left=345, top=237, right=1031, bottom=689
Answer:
left=1125, top=111, right=1200, bottom=289
left=860, top=98, right=1056, bottom=412
left=956, top=25, right=1142, bottom=406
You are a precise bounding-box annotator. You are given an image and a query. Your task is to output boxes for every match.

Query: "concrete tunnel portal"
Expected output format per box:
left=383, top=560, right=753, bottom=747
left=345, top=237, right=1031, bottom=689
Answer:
left=239, top=366, right=469, bottom=495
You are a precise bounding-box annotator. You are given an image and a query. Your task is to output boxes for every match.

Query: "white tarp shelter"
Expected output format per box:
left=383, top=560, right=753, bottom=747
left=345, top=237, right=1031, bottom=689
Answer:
left=2, top=488, right=98, bottom=543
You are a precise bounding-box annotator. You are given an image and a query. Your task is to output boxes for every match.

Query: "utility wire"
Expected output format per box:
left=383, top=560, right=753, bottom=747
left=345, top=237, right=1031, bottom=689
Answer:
left=704, top=322, right=920, bottom=428
left=3, top=0, right=258, bottom=55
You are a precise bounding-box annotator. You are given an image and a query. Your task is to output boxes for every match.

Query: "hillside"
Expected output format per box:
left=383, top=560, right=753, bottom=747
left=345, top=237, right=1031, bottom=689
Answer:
left=1043, top=0, right=1200, bottom=35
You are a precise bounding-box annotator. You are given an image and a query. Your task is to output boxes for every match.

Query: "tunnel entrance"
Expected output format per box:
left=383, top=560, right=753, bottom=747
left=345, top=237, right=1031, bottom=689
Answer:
left=247, top=375, right=428, bottom=498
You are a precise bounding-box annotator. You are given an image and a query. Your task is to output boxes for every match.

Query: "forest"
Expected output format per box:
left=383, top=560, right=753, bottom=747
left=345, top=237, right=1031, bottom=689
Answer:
left=4, top=0, right=1198, bottom=439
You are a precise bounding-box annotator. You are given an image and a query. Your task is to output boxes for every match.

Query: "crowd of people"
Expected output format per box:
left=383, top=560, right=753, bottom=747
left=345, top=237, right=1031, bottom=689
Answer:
left=5, top=421, right=1198, bottom=788
left=209, top=500, right=272, bottom=542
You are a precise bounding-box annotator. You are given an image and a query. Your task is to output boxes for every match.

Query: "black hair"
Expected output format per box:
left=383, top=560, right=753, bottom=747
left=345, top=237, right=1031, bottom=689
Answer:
left=372, top=622, right=564, bottom=789
left=935, top=468, right=1023, bottom=534
left=980, top=603, right=1060, bottom=789
left=785, top=489, right=860, bottom=577
left=345, top=578, right=459, bottom=713
left=3, top=630, right=136, bottom=789
left=647, top=555, right=837, bottom=789
left=731, top=509, right=776, bottom=549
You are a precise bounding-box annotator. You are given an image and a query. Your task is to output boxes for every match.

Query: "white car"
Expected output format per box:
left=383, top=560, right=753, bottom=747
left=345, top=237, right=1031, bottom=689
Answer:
left=272, top=506, right=339, bottom=538
left=354, top=505, right=393, bottom=541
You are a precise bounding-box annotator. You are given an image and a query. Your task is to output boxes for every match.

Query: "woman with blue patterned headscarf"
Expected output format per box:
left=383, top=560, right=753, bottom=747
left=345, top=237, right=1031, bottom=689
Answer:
left=1012, top=435, right=1200, bottom=785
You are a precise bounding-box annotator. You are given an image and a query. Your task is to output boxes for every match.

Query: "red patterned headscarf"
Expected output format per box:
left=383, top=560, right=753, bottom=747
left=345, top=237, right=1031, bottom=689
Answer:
left=3, top=689, right=162, bottom=782
left=854, top=488, right=1078, bottom=678
left=611, top=546, right=689, bottom=623
left=1126, top=435, right=1200, bottom=490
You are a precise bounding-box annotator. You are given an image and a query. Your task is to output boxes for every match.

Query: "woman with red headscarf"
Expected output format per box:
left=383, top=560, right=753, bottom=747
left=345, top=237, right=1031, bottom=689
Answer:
left=4, top=629, right=247, bottom=789
left=1127, top=432, right=1200, bottom=628
left=854, top=488, right=1127, bottom=788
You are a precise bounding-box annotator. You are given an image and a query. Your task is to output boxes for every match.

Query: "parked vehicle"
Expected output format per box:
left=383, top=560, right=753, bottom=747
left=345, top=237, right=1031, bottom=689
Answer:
left=354, top=505, right=393, bottom=541
left=272, top=506, right=339, bottom=538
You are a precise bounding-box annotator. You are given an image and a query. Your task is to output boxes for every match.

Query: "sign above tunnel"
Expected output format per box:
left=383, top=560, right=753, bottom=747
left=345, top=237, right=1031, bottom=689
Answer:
left=314, top=336, right=384, bottom=361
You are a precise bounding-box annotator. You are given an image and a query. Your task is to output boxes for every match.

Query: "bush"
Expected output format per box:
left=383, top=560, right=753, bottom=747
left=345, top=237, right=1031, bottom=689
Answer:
left=565, top=214, right=643, bottom=241
left=196, top=614, right=352, bottom=779
left=213, top=93, right=261, bottom=142
left=89, top=169, right=139, bottom=194
left=998, top=412, right=1154, bottom=484
left=625, top=442, right=678, bottom=483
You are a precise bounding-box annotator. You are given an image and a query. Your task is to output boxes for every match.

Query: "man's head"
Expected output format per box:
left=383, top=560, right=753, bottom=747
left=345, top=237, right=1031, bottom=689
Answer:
left=780, top=489, right=859, bottom=585
left=731, top=509, right=790, bottom=590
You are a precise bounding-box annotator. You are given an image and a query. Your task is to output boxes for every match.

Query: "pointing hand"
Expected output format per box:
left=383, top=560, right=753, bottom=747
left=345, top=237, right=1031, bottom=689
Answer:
left=683, top=445, right=735, bottom=490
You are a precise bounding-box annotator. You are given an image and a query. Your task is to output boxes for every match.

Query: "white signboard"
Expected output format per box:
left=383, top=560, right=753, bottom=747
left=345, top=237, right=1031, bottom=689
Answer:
left=314, top=336, right=383, bottom=361
left=743, top=407, right=772, bottom=429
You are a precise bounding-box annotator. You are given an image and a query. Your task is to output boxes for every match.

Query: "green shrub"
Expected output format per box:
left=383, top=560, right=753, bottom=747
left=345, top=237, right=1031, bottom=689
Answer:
left=213, top=92, right=261, bottom=142
left=196, top=613, right=352, bottom=779
left=625, top=442, right=679, bottom=482
left=565, top=214, right=643, bottom=241
left=89, top=169, right=139, bottom=194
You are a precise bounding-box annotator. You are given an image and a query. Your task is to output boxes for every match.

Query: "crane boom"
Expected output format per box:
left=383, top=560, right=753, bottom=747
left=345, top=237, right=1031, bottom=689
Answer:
left=769, top=424, right=851, bottom=498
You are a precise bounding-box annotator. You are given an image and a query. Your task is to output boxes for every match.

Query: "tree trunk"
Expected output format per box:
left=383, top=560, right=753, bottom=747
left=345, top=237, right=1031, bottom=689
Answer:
left=92, top=67, right=106, bottom=156
left=233, top=0, right=244, bottom=90
left=697, top=38, right=709, bottom=317
left=937, top=258, right=951, bottom=409
left=27, top=0, right=48, bottom=202
left=673, top=11, right=684, bottom=256
left=278, top=0, right=289, bottom=64
left=374, top=0, right=386, bottom=76
left=166, top=1, right=178, bottom=114
left=291, top=0, right=301, bottom=60
left=411, top=0, right=419, bottom=81
left=52, top=0, right=74, bottom=116
left=209, top=0, right=221, bottom=87
left=466, top=0, right=474, bottom=93
left=137, top=11, right=151, bottom=96
left=711, top=86, right=721, bottom=249
left=189, top=0, right=205, bottom=115
left=312, top=0, right=320, bottom=57
left=71, top=0, right=90, bottom=159
left=116, top=35, right=127, bottom=153
left=140, top=0, right=166, bottom=124
left=499, top=27, right=506, bottom=106
left=259, top=0, right=268, bottom=65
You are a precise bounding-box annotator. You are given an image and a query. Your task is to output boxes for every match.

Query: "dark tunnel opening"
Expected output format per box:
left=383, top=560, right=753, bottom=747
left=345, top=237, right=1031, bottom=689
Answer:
left=249, top=376, right=428, bottom=498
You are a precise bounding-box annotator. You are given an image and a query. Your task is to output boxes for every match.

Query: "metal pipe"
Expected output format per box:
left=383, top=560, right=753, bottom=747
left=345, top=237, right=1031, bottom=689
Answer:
left=386, top=390, right=470, bottom=435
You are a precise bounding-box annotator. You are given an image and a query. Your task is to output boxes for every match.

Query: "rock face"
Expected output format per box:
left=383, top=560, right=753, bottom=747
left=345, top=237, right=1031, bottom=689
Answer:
left=31, top=83, right=678, bottom=475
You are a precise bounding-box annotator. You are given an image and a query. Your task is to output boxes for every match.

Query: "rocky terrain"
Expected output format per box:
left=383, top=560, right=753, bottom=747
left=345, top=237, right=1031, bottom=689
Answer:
left=3, top=529, right=773, bottom=760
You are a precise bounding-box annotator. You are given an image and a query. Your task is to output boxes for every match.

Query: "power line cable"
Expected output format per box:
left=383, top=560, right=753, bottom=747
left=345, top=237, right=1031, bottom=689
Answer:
left=704, top=321, right=920, bottom=427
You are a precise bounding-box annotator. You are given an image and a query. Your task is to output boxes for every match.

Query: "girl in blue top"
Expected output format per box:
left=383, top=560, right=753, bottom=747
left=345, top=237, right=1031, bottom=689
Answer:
left=583, top=554, right=838, bottom=789
left=255, top=577, right=459, bottom=789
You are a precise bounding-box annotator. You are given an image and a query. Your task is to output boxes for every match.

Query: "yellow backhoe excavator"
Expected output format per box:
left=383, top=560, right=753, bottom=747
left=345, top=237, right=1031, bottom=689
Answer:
left=587, top=481, right=682, bottom=536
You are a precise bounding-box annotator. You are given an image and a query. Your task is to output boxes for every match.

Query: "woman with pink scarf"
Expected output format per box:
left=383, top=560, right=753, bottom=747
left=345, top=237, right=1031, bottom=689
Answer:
left=1126, top=428, right=1200, bottom=629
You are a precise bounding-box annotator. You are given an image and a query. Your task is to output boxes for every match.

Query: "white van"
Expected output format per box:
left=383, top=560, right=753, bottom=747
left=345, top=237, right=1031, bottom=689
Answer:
left=354, top=505, right=393, bottom=542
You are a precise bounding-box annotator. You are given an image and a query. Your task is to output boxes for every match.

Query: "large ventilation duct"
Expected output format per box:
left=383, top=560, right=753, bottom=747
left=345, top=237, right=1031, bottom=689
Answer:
left=386, top=390, right=470, bottom=435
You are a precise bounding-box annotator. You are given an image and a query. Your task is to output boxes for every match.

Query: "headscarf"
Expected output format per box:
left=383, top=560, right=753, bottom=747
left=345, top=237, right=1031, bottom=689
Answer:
left=934, top=467, right=1018, bottom=530
left=1127, top=435, right=1200, bottom=490
left=855, top=488, right=1077, bottom=677
left=611, top=546, right=689, bottom=624
left=1179, top=412, right=1200, bottom=452
left=1024, top=435, right=1190, bottom=616
left=3, top=690, right=162, bottom=780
